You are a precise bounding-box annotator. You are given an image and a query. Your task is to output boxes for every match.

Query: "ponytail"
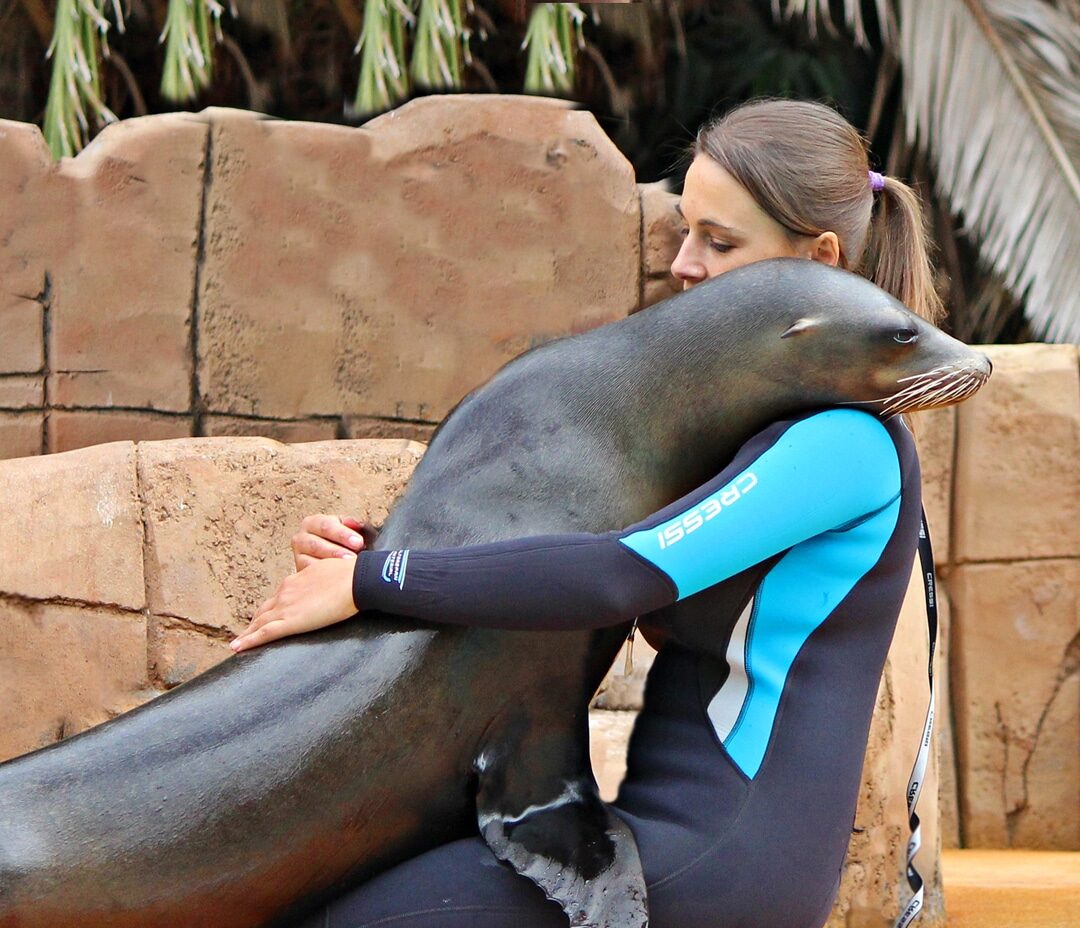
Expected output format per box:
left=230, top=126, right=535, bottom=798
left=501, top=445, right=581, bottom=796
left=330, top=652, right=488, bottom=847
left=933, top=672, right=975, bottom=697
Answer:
left=862, top=177, right=945, bottom=327
left=692, top=99, right=947, bottom=328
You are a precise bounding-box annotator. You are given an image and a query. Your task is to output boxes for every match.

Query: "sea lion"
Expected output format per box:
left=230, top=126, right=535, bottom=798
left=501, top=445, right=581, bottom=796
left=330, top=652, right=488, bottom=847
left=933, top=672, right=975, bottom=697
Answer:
left=0, top=258, right=990, bottom=928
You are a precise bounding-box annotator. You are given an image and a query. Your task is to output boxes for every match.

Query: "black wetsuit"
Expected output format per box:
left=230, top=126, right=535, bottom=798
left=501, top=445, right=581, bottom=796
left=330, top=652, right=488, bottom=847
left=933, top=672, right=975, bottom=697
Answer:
left=301, top=408, right=923, bottom=928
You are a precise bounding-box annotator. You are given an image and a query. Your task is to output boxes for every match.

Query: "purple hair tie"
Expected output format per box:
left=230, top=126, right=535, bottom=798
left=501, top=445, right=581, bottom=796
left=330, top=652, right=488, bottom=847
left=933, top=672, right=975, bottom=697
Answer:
left=868, top=170, right=886, bottom=192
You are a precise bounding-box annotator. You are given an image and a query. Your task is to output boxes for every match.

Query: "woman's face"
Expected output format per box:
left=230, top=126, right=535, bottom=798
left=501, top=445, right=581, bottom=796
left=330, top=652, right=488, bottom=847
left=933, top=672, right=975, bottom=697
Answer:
left=670, top=155, right=839, bottom=289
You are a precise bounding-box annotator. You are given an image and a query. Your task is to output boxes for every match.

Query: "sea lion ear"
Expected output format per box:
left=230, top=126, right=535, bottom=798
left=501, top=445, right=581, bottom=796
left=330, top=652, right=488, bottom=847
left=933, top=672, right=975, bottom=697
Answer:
left=781, top=318, right=819, bottom=339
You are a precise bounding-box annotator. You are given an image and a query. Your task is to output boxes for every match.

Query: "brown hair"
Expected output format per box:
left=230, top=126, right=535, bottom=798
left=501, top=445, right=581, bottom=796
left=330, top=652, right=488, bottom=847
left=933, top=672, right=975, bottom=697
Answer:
left=690, top=99, right=945, bottom=326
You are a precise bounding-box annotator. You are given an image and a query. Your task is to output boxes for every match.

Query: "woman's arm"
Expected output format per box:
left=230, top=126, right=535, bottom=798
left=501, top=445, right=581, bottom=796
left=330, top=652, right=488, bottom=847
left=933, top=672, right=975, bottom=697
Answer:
left=352, top=408, right=903, bottom=629
left=231, top=408, right=902, bottom=652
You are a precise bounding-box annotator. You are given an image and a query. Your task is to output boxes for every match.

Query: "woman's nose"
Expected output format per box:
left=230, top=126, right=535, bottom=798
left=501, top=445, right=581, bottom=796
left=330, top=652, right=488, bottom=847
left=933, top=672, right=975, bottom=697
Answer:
left=670, top=239, right=707, bottom=287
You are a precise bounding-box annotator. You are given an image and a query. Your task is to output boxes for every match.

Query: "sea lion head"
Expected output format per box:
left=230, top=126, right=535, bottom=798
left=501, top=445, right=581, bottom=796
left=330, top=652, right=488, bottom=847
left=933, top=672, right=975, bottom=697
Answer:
left=741, top=259, right=993, bottom=416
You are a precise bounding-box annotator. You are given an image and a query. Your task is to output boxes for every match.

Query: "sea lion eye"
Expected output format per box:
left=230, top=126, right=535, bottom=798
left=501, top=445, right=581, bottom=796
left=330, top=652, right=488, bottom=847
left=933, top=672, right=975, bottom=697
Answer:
left=894, top=329, right=918, bottom=345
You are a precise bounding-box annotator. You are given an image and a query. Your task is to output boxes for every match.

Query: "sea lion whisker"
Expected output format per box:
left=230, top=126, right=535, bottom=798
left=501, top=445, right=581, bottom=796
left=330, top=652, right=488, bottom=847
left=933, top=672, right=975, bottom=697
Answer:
left=894, top=364, right=957, bottom=384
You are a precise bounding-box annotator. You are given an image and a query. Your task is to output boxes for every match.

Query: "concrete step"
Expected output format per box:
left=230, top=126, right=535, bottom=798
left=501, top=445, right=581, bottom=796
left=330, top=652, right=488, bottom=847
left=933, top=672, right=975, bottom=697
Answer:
left=943, top=850, right=1080, bottom=927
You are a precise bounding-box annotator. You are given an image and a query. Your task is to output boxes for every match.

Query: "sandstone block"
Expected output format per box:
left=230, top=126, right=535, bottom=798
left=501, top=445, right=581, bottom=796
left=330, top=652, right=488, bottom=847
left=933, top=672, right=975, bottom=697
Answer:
left=47, top=409, right=193, bottom=453
left=829, top=560, right=946, bottom=927
left=0, top=375, right=43, bottom=409
left=345, top=416, right=437, bottom=443
left=910, top=404, right=955, bottom=567
left=952, top=344, right=1079, bottom=563
left=949, top=560, right=1079, bottom=849
left=640, top=180, right=682, bottom=277
left=0, top=600, right=150, bottom=763
left=139, top=436, right=423, bottom=633
left=592, top=635, right=657, bottom=710
left=203, top=415, right=340, bottom=443
left=149, top=616, right=232, bottom=689
left=588, top=709, right=638, bottom=803
left=0, top=440, right=144, bottom=607
left=0, top=299, right=43, bottom=374
left=196, top=97, right=638, bottom=422
left=0, top=411, right=42, bottom=460
left=1, top=114, right=204, bottom=413
left=639, top=274, right=681, bottom=313
left=0, top=121, right=51, bottom=374
left=934, top=583, right=961, bottom=850
left=637, top=180, right=683, bottom=313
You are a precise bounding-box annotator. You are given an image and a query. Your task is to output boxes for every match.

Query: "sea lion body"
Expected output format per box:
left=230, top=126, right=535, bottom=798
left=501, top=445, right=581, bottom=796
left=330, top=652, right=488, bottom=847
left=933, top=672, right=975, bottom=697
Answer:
left=0, top=259, right=990, bottom=928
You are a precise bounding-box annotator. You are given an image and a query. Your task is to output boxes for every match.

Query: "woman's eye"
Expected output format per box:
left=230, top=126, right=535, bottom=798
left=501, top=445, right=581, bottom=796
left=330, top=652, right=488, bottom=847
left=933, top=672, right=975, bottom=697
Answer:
left=678, top=226, right=689, bottom=237
left=709, top=242, right=733, bottom=254
left=894, top=329, right=918, bottom=344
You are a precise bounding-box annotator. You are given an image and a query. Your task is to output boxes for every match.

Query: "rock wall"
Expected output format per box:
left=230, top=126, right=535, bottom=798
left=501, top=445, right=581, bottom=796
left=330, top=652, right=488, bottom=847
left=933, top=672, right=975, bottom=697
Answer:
left=946, top=345, right=1079, bottom=851
left=0, top=437, right=423, bottom=754
left=0, top=344, right=1076, bottom=925
left=0, top=99, right=1076, bottom=924
left=0, top=96, right=665, bottom=459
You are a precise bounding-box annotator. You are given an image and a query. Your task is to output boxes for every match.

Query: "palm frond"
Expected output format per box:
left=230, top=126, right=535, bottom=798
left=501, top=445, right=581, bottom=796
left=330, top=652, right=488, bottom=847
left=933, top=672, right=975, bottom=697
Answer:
left=772, top=0, right=897, bottom=50
left=411, top=0, right=467, bottom=90
left=42, top=0, right=121, bottom=159
left=352, top=0, right=413, bottom=118
left=160, top=0, right=229, bottom=102
left=899, top=0, right=1080, bottom=343
left=522, top=2, right=587, bottom=96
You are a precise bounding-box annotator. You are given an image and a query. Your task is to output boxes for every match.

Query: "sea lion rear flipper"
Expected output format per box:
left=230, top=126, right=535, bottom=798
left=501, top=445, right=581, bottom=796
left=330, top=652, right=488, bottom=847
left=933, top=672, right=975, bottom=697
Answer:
left=474, top=713, right=648, bottom=928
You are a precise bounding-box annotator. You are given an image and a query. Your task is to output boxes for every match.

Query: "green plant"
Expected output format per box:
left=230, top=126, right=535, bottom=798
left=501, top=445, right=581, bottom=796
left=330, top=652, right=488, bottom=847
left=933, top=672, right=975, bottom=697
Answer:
left=160, top=0, right=229, bottom=102
left=42, top=0, right=121, bottom=158
left=522, top=2, right=587, bottom=96
left=354, top=0, right=414, bottom=115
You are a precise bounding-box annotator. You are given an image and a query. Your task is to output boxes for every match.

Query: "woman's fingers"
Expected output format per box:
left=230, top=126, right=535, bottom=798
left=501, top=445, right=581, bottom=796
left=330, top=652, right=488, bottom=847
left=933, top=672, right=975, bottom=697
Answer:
left=231, top=617, right=289, bottom=652
left=292, top=514, right=368, bottom=571
left=231, top=558, right=358, bottom=654
left=303, top=514, right=367, bottom=551
left=293, top=532, right=359, bottom=561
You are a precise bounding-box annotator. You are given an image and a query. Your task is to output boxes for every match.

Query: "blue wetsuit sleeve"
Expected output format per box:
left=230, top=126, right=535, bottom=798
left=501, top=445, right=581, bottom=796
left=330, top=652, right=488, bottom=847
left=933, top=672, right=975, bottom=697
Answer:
left=352, top=409, right=903, bottom=630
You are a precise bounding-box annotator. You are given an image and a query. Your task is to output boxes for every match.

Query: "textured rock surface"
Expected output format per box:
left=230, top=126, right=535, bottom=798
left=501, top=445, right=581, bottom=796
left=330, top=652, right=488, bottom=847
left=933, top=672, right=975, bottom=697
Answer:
left=48, top=410, right=193, bottom=453
left=0, top=441, right=144, bottom=606
left=0, top=600, right=151, bottom=761
left=0, top=113, right=204, bottom=413
left=203, top=415, right=339, bottom=443
left=139, top=436, right=423, bottom=634
left=196, top=98, right=638, bottom=424
left=0, top=98, right=643, bottom=455
left=911, top=405, right=956, bottom=567
left=0, top=411, right=42, bottom=460
left=949, top=559, right=1079, bottom=850
left=952, top=344, right=1079, bottom=563
left=827, top=560, right=946, bottom=928
left=0, top=436, right=423, bottom=764
left=588, top=709, right=638, bottom=803
left=345, top=416, right=438, bottom=443
left=638, top=180, right=682, bottom=311
left=936, top=584, right=961, bottom=850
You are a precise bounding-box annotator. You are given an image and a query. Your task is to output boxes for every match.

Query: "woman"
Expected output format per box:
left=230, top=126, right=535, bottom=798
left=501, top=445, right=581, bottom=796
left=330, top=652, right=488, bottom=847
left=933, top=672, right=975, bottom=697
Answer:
left=231, top=99, right=943, bottom=928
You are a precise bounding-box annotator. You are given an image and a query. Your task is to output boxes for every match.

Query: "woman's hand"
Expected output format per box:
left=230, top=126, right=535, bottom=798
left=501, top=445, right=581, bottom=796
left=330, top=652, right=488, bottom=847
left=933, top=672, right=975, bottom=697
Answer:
left=230, top=557, right=359, bottom=653
left=291, top=513, right=376, bottom=571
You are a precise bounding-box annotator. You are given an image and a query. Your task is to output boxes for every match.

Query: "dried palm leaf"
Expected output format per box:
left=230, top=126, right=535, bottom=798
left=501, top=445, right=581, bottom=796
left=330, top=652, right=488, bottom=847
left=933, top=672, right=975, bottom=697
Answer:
left=899, top=0, right=1080, bottom=343
left=771, top=0, right=897, bottom=50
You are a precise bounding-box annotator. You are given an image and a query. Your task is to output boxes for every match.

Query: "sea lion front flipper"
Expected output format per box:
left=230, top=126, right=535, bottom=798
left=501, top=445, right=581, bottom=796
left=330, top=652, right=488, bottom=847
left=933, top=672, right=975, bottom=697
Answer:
left=474, top=712, right=648, bottom=928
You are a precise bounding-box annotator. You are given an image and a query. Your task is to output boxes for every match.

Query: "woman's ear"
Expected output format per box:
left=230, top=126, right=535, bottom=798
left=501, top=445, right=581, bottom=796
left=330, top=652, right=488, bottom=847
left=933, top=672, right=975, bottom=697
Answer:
left=806, top=231, right=841, bottom=267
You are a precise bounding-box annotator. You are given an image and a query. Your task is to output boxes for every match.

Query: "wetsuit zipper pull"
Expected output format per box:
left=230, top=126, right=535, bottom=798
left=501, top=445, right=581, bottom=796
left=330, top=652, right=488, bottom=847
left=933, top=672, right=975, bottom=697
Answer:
left=622, top=618, right=638, bottom=676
